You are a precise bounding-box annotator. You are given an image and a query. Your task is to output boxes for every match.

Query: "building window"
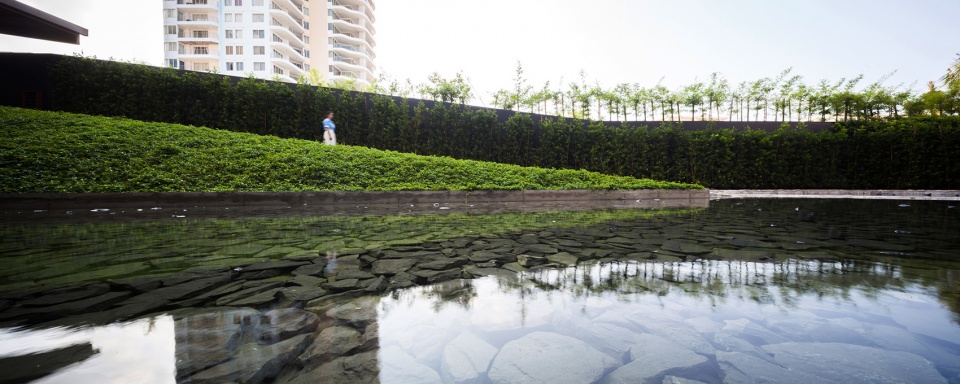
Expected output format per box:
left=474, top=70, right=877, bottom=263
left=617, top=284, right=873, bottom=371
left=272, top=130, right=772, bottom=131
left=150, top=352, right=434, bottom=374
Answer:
left=225, top=30, right=234, bottom=39
left=252, top=13, right=264, bottom=22
left=235, top=46, right=243, bottom=55
left=304, top=50, right=310, bottom=58
left=272, top=34, right=282, bottom=43
left=303, top=21, right=309, bottom=30
left=253, top=30, right=264, bottom=39
left=192, top=30, right=209, bottom=38
left=236, top=62, right=244, bottom=71
left=226, top=46, right=234, bottom=55
left=192, top=63, right=210, bottom=71
left=235, top=30, right=243, bottom=38
left=165, top=25, right=177, bottom=34
left=225, top=13, right=233, bottom=22
left=164, top=42, right=177, bottom=51
left=304, top=64, right=310, bottom=71
left=303, top=36, right=309, bottom=44
left=272, top=49, right=283, bottom=59
left=254, top=62, right=265, bottom=71
left=226, top=62, right=235, bottom=71
left=253, top=46, right=265, bottom=55
left=303, top=7, right=309, bottom=15
left=167, top=59, right=179, bottom=68
left=193, top=46, right=209, bottom=54
left=192, top=14, right=208, bottom=21
left=273, top=65, right=284, bottom=75
left=163, top=9, right=176, bottom=18
left=235, top=13, right=243, bottom=22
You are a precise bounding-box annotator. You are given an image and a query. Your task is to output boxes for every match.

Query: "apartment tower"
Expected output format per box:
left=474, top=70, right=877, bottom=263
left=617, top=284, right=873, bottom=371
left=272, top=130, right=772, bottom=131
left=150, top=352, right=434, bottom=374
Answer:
left=162, top=0, right=376, bottom=87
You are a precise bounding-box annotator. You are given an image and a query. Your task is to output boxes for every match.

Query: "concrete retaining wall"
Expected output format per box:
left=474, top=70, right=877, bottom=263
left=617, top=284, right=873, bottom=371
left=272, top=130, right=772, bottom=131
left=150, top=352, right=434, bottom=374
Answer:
left=0, top=189, right=710, bottom=221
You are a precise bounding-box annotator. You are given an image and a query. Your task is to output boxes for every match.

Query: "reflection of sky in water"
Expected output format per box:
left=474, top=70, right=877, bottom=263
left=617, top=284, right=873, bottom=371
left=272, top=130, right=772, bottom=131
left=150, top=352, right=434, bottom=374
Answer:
left=0, top=316, right=175, bottom=384
left=377, top=261, right=960, bottom=382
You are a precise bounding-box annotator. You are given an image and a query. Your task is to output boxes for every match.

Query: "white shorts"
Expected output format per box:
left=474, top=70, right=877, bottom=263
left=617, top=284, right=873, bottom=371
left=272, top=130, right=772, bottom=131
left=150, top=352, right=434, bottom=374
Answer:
left=324, top=130, right=337, bottom=145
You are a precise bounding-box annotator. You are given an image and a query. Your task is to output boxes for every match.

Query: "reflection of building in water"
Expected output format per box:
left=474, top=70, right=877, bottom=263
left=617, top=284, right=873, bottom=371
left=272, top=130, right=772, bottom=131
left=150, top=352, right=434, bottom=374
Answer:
left=173, top=297, right=383, bottom=383
left=174, top=308, right=261, bottom=379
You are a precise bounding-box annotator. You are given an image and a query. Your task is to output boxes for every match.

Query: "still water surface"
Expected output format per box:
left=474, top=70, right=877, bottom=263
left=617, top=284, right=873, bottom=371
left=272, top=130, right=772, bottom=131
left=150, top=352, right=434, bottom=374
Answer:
left=0, top=198, right=958, bottom=383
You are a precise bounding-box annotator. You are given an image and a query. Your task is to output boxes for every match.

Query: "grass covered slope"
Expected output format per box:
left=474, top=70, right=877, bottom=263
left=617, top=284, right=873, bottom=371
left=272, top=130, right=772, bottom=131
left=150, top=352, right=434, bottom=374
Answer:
left=0, top=107, right=701, bottom=193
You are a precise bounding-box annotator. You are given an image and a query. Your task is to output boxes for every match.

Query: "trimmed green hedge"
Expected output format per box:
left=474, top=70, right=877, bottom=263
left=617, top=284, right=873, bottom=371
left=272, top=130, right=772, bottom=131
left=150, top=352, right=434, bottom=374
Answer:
left=46, top=56, right=960, bottom=189
left=0, top=107, right=699, bottom=192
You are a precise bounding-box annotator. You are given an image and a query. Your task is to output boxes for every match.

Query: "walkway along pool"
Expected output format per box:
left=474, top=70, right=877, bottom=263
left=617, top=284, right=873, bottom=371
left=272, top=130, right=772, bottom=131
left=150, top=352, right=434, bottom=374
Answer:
left=0, top=197, right=958, bottom=383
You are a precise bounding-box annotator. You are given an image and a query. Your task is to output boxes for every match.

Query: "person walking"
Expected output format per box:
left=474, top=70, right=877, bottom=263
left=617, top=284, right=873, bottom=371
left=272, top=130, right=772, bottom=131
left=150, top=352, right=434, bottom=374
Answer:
left=322, top=111, right=337, bottom=145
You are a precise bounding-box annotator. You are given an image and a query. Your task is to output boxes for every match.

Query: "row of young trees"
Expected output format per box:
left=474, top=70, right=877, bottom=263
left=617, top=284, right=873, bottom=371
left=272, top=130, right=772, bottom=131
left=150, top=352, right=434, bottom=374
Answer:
left=374, top=57, right=960, bottom=123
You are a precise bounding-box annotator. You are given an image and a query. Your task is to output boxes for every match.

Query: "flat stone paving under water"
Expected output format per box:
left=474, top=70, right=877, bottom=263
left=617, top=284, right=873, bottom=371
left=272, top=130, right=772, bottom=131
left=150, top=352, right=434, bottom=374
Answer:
left=0, top=194, right=958, bottom=383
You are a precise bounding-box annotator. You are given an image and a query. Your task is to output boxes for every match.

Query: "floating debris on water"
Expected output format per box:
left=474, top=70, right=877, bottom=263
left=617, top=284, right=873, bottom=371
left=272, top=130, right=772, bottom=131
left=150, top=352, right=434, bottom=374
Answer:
left=877, top=251, right=911, bottom=256
left=150, top=207, right=162, bottom=211
left=90, top=208, right=110, bottom=212
left=32, top=210, right=46, bottom=213
left=898, top=204, right=911, bottom=208
left=894, top=230, right=912, bottom=234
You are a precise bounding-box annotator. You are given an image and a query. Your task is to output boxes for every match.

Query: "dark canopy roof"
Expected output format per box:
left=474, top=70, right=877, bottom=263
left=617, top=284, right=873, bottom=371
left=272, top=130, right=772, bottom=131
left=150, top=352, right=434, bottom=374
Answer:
left=0, top=0, right=88, bottom=44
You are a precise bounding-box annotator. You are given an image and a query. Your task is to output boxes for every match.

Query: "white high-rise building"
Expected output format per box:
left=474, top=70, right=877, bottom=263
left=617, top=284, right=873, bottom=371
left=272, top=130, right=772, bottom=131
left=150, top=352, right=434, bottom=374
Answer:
left=162, top=0, right=376, bottom=87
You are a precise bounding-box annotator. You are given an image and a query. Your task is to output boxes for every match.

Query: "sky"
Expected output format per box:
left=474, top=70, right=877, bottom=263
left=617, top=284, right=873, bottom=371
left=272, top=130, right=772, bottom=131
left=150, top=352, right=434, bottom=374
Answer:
left=2, top=0, right=958, bottom=107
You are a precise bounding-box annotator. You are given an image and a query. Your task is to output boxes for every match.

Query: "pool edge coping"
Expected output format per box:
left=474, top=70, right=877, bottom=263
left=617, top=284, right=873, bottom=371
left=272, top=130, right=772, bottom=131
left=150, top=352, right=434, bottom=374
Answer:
left=711, top=189, right=960, bottom=201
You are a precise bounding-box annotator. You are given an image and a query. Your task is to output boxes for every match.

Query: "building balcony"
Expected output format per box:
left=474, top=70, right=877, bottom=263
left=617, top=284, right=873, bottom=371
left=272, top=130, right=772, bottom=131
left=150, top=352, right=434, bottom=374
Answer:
left=329, top=30, right=372, bottom=50
left=177, top=31, right=219, bottom=45
left=271, top=57, right=305, bottom=78
left=269, top=8, right=305, bottom=31
left=176, top=18, right=219, bottom=28
left=330, top=56, right=373, bottom=79
left=331, top=69, right=372, bottom=88
left=330, top=3, right=375, bottom=30
left=270, top=0, right=304, bottom=21
left=330, top=16, right=373, bottom=36
left=272, top=42, right=307, bottom=62
left=330, top=42, right=375, bottom=60
left=177, top=52, right=219, bottom=60
left=336, top=0, right=375, bottom=14
left=269, top=13, right=305, bottom=35
left=269, top=26, right=305, bottom=49
left=330, top=23, right=375, bottom=47
left=176, top=0, right=218, bottom=11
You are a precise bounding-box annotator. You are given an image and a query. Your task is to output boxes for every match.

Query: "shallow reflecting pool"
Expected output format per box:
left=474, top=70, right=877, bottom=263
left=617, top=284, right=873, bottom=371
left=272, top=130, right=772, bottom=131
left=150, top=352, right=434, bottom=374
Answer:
left=0, top=198, right=958, bottom=383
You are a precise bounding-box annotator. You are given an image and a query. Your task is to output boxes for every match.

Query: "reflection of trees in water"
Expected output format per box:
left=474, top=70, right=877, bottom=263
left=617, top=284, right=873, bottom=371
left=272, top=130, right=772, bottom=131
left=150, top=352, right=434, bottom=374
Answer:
left=521, top=259, right=916, bottom=307
left=380, top=258, right=960, bottom=323
left=382, top=279, right=479, bottom=316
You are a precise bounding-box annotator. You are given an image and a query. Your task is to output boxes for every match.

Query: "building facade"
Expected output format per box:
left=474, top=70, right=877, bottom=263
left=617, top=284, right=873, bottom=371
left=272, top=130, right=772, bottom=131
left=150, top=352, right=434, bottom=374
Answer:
left=162, top=0, right=375, bottom=87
